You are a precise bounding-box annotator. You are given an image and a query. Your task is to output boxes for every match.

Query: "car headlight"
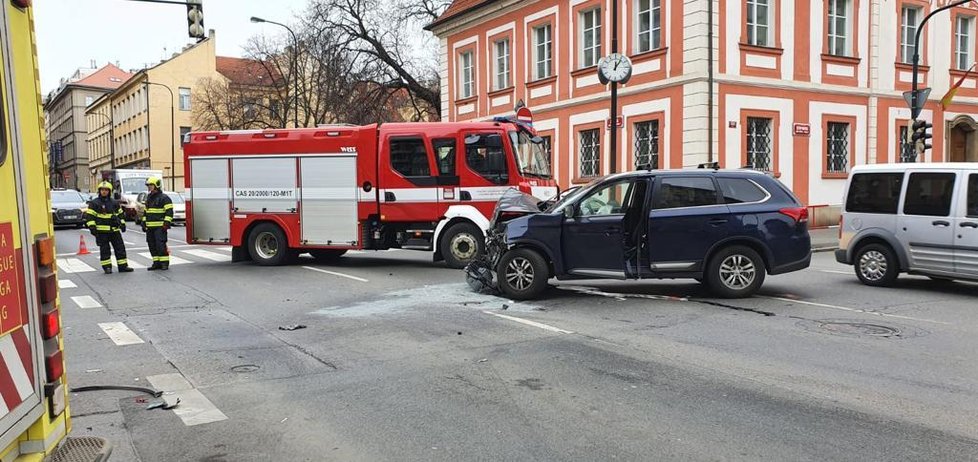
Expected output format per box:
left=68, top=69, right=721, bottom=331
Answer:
left=80, top=206, right=88, bottom=212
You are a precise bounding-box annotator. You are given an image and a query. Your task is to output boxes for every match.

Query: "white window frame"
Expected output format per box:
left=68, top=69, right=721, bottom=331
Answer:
left=745, top=0, right=772, bottom=47
left=635, top=0, right=662, bottom=54
left=494, top=39, right=510, bottom=91
left=826, top=0, right=852, bottom=57
left=458, top=50, right=474, bottom=99
left=901, top=6, right=922, bottom=64
left=579, top=8, right=602, bottom=68
left=178, top=87, right=191, bottom=111
left=533, top=24, right=553, bottom=80
left=957, top=15, right=974, bottom=71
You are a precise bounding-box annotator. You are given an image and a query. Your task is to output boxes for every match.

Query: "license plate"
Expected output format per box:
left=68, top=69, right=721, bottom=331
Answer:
left=64, top=215, right=77, bottom=220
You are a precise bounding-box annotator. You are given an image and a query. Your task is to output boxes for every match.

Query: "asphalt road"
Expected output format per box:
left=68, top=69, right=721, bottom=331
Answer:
left=54, top=226, right=978, bottom=461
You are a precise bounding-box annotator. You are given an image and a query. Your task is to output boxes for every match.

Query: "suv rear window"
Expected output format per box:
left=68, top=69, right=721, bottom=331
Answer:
left=718, top=178, right=767, bottom=204
left=653, top=177, right=718, bottom=209
left=845, top=173, right=903, bottom=214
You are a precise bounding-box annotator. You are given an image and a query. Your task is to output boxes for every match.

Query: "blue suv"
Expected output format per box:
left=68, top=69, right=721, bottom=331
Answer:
left=483, top=169, right=811, bottom=299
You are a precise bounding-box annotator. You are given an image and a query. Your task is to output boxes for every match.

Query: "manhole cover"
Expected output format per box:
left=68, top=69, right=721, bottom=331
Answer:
left=796, top=318, right=928, bottom=339
left=230, top=364, right=260, bottom=373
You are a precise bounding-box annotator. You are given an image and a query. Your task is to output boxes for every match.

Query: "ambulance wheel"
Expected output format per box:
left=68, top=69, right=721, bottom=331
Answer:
left=441, top=223, right=484, bottom=269
left=309, top=249, right=347, bottom=263
left=248, top=223, right=297, bottom=266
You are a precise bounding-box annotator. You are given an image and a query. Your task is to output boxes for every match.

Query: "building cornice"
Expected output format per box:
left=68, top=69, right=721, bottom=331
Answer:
left=427, top=0, right=530, bottom=37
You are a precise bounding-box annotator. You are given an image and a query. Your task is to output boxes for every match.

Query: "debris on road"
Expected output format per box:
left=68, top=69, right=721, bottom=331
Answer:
left=280, top=417, right=288, bottom=424
left=146, top=396, right=180, bottom=410
left=85, top=369, right=103, bottom=373
left=502, top=304, right=509, bottom=310
left=478, top=358, right=488, bottom=363
left=278, top=324, right=307, bottom=331
left=70, top=385, right=163, bottom=398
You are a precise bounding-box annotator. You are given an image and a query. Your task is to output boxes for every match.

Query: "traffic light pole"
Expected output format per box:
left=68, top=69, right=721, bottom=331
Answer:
left=911, top=0, right=970, bottom=119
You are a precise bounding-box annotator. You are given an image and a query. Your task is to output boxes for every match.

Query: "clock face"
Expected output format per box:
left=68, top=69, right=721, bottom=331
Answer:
left=599, top=53, right=633, bottom=83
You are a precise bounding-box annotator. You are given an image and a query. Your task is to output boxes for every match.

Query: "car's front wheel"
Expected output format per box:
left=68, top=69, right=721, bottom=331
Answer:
left=706, top=246, right=766, bottom=298
left=497, top=248, right=549, bottom=300
left=854, top=243, right=899, bottom=287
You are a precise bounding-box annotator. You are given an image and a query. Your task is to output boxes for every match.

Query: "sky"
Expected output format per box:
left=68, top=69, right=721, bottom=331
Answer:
left=35, top=0, right=309, bottom=94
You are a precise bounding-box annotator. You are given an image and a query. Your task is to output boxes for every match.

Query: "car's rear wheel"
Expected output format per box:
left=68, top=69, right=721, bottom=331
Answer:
left=497, top=248, right=549, bottom=300
left=706, top=246, right=766, bottom=298
left=248, top=223, right=298, bottom=266
left=854, top=243, right=899, bottom=287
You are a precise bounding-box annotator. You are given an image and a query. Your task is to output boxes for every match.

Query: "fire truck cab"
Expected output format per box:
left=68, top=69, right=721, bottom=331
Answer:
left=184, top=114, right=556, bottom=268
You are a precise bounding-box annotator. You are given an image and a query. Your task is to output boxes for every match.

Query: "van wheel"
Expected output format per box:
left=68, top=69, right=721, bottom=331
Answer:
left=248, top=223, right=297, bottom=266
left=706, top=246, right=766, bottom=298
left=854, top=244, right=899, bottom=287
left=497, top=248, right=549, bottom=300
left=309, top=249, right=347, bottom=263
left=441, top=223, right=484, bottom=269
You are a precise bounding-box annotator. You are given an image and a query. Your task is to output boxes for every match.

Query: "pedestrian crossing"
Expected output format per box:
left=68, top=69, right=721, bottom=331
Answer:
left=57, top=246, right=234, bottom=273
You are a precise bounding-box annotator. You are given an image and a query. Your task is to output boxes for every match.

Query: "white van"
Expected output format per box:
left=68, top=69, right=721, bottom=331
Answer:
left=836, top=163, right=978, bottom=286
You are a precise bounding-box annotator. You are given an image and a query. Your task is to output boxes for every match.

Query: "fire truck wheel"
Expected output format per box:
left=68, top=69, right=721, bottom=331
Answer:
left=497, top=248, right=549, bottom=300
left=248, top=223, right=297, bottom=266
left=441, top=223, right=485, bottom=269
left=309, top=249, right=347, bottom=262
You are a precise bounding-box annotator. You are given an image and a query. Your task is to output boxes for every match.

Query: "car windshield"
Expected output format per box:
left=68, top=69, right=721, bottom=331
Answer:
left=166, top=193, right=185, bottom=204
left=120, top=177, right=150, bottom=194
left=508, top=130, right=551, bottom=178
left=51, top=190, right=84, bottom=203
left=546, top=180, right=601, bottom=213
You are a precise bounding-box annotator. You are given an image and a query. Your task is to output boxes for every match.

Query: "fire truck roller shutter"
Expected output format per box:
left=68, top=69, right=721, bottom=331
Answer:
left=299, top=156, right=359, bottom=246
left=189, top=158, right=231, bottom=242
left=232, top=157, right=298, bottom=213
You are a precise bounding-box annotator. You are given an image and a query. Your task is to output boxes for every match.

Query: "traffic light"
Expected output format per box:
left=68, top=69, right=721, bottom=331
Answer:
left=911, top=119, right=933, bottom=159
left=187, top=0, right=205, bottom=40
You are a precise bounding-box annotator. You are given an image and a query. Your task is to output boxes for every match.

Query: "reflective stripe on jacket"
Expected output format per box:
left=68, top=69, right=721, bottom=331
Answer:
left=143, top=190, right=173, bottom=228
left=85, top=197, right=124, bottom=233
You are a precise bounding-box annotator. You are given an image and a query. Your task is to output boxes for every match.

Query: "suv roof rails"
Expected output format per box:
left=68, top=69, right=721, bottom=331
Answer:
left=697, top=162, right=720, bottom=170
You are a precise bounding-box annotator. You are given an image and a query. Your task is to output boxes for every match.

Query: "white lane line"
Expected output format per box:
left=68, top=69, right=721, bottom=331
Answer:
left=58, top=279, right=77, bottom=289
left=817, top=269, right=852, bottom=275
left=139, top=252, right=191, bottom=265
left=124, top=258, right=147, bottom=269
left=146, top=373, right=228, bottom=426
left=70, top=295, right=102, bottom=309
left=483, top=311, right=574, bottom=334
left=123, top=241, right=135, bottom=245
left=758, top=296, right=950, bottom=325
left=302, top=266, right=368, bottom=282
left=181, top=249, right=231, bottom=262
left=98, top=322, right=144, bottom=346
left=57, top=258, right=96, bottom=273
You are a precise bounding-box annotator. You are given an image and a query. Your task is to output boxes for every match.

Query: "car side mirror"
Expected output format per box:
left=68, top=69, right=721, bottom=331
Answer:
left=563, top=206, right=575, bottom=219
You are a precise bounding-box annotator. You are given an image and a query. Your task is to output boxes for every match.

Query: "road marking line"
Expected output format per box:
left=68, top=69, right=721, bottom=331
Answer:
left=123, top=241, right=135, bottom=245
left=758, top=296, right=950, bottom=325
left=58, top=279, right=77, bottom=289
left=302, top=266, right=368, bottom=282
left=181, top=249, right=231, bottom=262
left=817, top=269, right=852, bottom=275
left=98, top=322, right=144, bottom=346
left=124, top=258, right=147, bottom=269
left=57, top=258, right=96, bottom=273
left=70, top=295, right=102, bottom=309
left=483, top=311, right=574, bottom=334
left=146, top=373, right=228, bottom=426
left=139, top=252, right=191, bottom=265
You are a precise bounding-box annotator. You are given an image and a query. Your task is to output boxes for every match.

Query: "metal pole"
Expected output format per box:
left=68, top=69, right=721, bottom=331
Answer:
left=145, top=82, right=176, bottom=190
left=911, top=0, right=970, bottom=118
left=609, top=0, right=619, bottom=174
left=707, top=0, right=714, bottom=163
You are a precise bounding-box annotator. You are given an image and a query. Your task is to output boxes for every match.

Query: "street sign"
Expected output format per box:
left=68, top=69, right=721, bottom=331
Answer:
left=793, top=123, right=811, bottom=136
left=606, top=116, right=623, bottom=130
left=903, top=88, right=931, bottom=118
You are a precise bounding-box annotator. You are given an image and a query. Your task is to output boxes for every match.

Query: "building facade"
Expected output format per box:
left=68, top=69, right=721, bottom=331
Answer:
left=87, top=31, right=221, bottom=192
left=428, top=0, right=978, bottom=206
left=43, top=64, right=129, bottom=191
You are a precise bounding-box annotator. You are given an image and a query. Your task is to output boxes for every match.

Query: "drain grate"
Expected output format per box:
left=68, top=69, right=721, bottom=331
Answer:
left=819, top=321, right=901, bottom=338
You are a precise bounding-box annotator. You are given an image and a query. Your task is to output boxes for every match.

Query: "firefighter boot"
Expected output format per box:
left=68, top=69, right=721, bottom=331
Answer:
left=160, top=262, right=169, bottom=271
left=103, top=267, right=112, bottom=275
left=147, top=262, right=161, bottom=271
left=118, top=265, right=134, bottom=273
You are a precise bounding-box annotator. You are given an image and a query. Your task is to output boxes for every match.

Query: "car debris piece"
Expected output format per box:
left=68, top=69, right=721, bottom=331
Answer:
left=278, top=324, right=307, bottom=331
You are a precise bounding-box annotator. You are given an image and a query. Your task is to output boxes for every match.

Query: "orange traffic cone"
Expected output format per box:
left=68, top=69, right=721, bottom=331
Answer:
left=77, top=235, right=91, bottom=256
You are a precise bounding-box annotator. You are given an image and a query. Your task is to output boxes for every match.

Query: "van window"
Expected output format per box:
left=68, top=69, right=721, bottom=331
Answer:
left=903, top=172, right=956, bottom=217
left=845, top=173, right=903, bottom=214
left=968, top=174, right=978, bottom=218
left=718, top=178, right=767, bottom=204
left=432, top=138, right=456, bottom=176
left=652, top=177, right=719, bottom=209
left=389, top=137, right=431, bottom=178
left=464, top=132, right=507, bottom=182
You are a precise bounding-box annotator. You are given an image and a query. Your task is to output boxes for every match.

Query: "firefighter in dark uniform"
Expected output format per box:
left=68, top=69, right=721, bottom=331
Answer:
left=85, top=181, right=133, bottom=274
left=142, top=176, right=174, bottom=271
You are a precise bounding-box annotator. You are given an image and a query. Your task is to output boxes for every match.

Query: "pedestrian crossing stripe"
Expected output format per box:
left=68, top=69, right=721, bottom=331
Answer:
left=58, top=258, right=97, bottom=273
left=125, top=259, right=147, bottom=269
left=138, top=253, right=191, bottom=265
left=181, top=249, right=230, bottom=262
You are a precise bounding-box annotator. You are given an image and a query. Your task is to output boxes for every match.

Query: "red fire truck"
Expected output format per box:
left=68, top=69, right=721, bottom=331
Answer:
left=183, top=112, right=556, bottom=268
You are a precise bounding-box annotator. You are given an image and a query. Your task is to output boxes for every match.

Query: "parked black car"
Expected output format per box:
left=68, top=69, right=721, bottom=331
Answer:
left=471, top=169, right=812, bottom=300
left=50, top=189, right=88, bottom=228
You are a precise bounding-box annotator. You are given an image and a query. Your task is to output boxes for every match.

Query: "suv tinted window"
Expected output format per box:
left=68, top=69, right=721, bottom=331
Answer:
left=903, top=172, right=956, bottom=217
left=968, top=174, right=978, bottom=217
left=718, top=178, right=767, bottom=204
left=390, top=138, right=431, bottom=177
left=652, top=177, right=718, bottom=209
left=845, top=173, right=904, bottom=214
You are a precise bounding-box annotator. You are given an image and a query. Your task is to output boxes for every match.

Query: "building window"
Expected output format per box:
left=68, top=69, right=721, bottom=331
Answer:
left=901, top=6, right=921, bottom=64
left=826, top=121, right=850, bottom=173
left=179, top=87, right=191, bottom=111
left=180, top=126, right=192, bottom=147
left=746, top=117, right=773, bottom=171
left=957, top=16, right=974, bottom=70
left=85, top=96, right=94, bottom=107
left=459, top=51, right=474, bottom=99
left=633, top=120, right=660, bottom=169
left=827, top=0, right=850, bottom=56
left=746, top=0, right=771, bottom=47
left=494, top=39, right=510, bottom=90
left=580, top=8, right=602, bottom=68
left=534, top=24, right=553, bottom=80
left=579, top=129, right=600, bottom=178
left=636, top=0, right=662, bottom=53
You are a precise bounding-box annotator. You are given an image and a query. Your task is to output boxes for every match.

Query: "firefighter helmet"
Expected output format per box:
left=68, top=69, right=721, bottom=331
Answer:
left=145, top=176, right=162, bottom=189
left=96, top=181, right=113, bottom=192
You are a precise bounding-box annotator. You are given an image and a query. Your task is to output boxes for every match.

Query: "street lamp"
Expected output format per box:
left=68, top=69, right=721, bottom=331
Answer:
left=251, top=16, right=300, bottom=128
left=144, top=81, right=176, bottom=191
